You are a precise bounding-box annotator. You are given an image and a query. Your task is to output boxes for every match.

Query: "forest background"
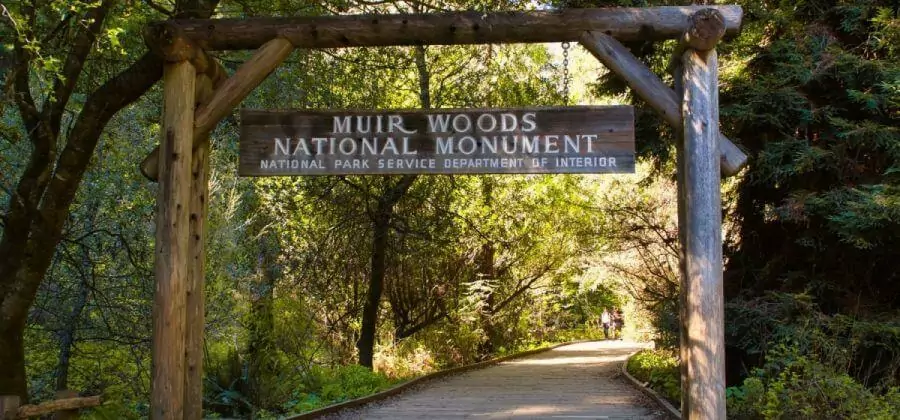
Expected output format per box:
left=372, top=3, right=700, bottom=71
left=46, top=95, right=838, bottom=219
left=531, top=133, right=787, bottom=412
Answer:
left=1, top=0, right=898, bottom=418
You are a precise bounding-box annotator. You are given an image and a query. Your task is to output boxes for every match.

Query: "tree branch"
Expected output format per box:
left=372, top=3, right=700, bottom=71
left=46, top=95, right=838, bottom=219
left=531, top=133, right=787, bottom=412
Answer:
left=143, top=0, right=174, bottom=16
left=46, top=0, right=114, bottom=136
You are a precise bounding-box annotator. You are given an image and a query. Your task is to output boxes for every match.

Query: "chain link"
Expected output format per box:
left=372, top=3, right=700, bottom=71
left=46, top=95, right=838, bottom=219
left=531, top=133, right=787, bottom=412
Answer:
left=561, top=41, right=571, bottom=105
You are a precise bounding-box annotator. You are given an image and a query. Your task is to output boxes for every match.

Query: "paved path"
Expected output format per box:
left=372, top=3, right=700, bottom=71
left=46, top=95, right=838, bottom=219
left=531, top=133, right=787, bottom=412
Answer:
left=326, top=341, right=670, bottom=420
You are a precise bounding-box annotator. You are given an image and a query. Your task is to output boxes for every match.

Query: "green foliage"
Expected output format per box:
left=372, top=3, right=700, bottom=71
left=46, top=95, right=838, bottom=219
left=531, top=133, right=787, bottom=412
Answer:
left=285, top=365, right=394, bottom=412
left=726, top=345, right=900, bottom=420
left=726, top=293, right=900, bottom=390
left=625, top=349, right=680, bottom=405
left=721, top=0, right=900, bottom=310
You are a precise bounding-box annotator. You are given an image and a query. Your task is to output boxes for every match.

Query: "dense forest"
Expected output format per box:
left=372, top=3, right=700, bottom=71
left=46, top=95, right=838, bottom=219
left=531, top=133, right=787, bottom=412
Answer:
left=1, top=0, right=898, bottom=418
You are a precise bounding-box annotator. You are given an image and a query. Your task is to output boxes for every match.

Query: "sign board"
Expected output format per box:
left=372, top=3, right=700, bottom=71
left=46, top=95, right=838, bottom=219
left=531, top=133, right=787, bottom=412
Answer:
left=239, top=106, right=634, bottom=176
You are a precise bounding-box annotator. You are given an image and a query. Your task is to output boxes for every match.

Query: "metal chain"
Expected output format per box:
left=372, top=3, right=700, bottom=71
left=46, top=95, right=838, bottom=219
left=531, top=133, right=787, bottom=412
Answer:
left=561, top=41, right=571, bottom=105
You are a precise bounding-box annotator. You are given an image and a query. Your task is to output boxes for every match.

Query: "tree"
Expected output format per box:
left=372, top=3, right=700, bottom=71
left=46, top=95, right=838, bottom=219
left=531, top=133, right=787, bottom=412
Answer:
left=720, top=0, right=900, bottom=383
left=0, top=0, right=219, bottom=400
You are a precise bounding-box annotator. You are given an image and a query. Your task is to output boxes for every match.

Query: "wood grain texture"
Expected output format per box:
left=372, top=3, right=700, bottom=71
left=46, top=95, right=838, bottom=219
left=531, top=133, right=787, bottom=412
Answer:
left=14, top=395, right=101, bottom=419
left=681, top=48, right=725, bottom=420
left=680, top=8, right=726, bottom=51
left=239, top=107, right=634, bottom=176
left=193, top=75, right=213, bottom=108
left=673, top=62, right=692, bottom=417
left=195, top=37, right=294, bottom=134
left=139, top=62, right=225, bottom=181
left=183, top=136, right=208, bottom=420
left=141, top=38, right=294, bottom=181
left=145, top=6, right=743, bottom=51
left=50, top=390, right=78, bottom=420
left=151, top=60, right=195, bottom=420
left=579, top=31, right=746, bottom=177
left=0, top=396, right=19, bottom=420
left=143, top=24, right=198, bottom=62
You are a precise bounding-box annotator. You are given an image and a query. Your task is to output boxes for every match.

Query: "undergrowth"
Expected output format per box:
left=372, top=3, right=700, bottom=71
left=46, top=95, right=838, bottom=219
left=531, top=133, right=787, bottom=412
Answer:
left=625, top=349, right=680, bottom=406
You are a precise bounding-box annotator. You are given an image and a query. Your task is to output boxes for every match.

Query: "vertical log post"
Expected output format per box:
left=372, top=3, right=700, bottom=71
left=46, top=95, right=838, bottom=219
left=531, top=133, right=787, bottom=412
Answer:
left=183, top=69, right=216, bottom=420
left=680, top=45, right=725, bottom=420
left=183, top=136, right=209, bottom=420
left=152, top=59, right=196, bottom=419
left=673, top=62, right=692, bottom=417
left=0, top=396, right=19, bottom=420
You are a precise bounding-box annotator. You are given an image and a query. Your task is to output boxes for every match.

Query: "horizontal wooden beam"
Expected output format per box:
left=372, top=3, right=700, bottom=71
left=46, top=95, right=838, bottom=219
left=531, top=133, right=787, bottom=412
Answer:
left=13, top=396, right=102, bottom=418
left=579, top=31, right=747, bottom=176
left=145, top=6, right=742, bottom=51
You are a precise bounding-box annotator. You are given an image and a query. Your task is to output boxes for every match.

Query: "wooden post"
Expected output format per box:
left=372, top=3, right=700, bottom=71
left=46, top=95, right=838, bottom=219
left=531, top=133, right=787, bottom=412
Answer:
left=184, top=135, right=209, bottom=420
left=681, top=46, right=725, bottom=419
left=140, top=37, right=294, bottom=181
left=152, top=59, right=196, bottom=419
left=0, top=396, right=19, bottom=420
left=673, top=62, right=692, bottom=417
left=183, top=73, right=214, bottom=420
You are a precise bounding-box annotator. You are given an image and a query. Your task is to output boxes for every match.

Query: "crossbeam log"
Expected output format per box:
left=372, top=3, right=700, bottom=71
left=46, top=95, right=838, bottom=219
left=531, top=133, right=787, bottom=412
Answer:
left=11, top=395, right=102, bottom=419
left=144, top=6, right=742, bottom=51
left=579, top=30, right=747, bottom=176
left=141, top=37, right=295, bottom=181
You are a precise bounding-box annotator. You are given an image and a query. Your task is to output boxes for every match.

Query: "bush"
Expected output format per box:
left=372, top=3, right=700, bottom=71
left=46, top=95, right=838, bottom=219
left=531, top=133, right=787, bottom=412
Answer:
left=626, top=349, right=680, bottom=405
left=282, top=365, right=395, bottom=414
left=726, top=293, right=900, bottom=389
left=727, top=345, right=900, bottom=419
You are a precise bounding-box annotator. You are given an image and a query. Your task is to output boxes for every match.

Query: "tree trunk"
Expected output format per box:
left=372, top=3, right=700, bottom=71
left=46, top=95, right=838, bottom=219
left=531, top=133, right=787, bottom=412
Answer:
left=356, top=178, right=418, bottom=367
left=477, top=179, right=498, bottom=356
left=0, top=322, right=27, bottom=400
left=357, top=208, right=392, bottom=369
left=356, top=45, right=429, bottom=368
left=248, top=230, right=277, bottom=406
left=56, top=281, right=90, bottom=391
left=56, top=182, right=101, bottom=392
left=0, top=0, right=219, bottom=399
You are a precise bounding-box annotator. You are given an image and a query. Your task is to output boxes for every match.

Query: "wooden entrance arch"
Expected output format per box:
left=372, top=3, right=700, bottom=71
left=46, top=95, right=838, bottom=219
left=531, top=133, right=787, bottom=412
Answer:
left=142, top=6, right=745, bottom=419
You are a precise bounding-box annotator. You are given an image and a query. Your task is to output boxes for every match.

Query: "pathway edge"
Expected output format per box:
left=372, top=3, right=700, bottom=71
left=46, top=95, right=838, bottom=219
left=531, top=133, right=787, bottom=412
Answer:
left=284, top=340, right=592, bottom=420
left=620, top=348, right=683, bottom=419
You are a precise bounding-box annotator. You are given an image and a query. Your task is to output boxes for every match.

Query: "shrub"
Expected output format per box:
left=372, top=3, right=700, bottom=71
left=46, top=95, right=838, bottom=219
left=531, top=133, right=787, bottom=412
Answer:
left=282, top=365, right=395, bottom=414
left=726, top=345, right=900, bottom=419
left=626, top=349, right=680, bottom=405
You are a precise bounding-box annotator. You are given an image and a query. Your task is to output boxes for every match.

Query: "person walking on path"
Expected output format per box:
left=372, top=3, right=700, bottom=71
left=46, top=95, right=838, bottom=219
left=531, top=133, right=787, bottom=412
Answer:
left=612, top=309, right=624, bottom=339
left=601, top=309, right=611, bottom=339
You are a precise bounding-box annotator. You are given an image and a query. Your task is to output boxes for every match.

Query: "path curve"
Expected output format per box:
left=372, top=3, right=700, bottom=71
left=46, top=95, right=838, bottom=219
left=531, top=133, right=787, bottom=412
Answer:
left=324, top=341, right=671, bottom=419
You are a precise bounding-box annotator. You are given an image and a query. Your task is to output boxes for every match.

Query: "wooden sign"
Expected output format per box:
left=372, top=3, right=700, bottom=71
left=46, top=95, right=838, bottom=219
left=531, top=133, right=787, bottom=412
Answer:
left=239, top=106, right=634, bottom=176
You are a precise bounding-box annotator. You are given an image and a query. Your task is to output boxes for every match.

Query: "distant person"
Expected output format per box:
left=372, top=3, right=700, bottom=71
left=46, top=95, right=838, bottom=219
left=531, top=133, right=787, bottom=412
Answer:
left=613, top=309, right=624, bottom=339
left=601, top=309, right=611, bottom=339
